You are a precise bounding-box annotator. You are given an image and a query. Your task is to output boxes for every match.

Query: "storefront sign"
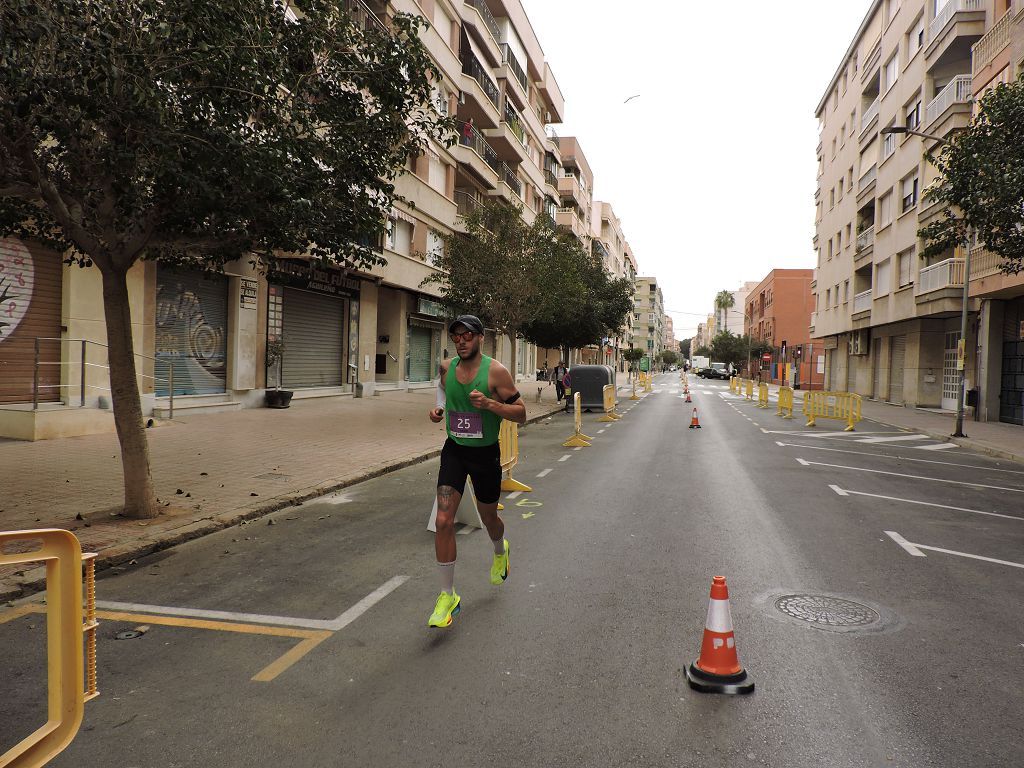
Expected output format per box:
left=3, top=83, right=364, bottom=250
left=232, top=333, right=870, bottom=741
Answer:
left=823, top=336, right=839, bottom=350
left=239, top=278, right=258, bottom=310
left=270, top=259, right=361, bottom=298
left=417, top=297, right=444, bottom=317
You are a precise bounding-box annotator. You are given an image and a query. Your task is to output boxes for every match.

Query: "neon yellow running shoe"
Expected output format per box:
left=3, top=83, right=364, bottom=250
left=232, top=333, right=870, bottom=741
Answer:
left=490, top=539, right=509, bottom=585
left=428, top=590, right=461, bottom=628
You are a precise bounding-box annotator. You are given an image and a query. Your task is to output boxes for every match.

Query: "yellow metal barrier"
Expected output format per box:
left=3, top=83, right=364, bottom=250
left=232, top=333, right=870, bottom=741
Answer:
left=729, top=377, right=737, bottom=393
left=744, top=379, right=754, bottom=400
left=562, top=392, right=593, bottom=447
left=757, top=382, right=769, bottom=408
left=597, top=384, right=622, bottom=422
left=1, top=529, right=98, bottom=768
left=630, top=377, right=640, bottom=400
left=803, top=390, right=862, bottom=431
left=777, top=386, right=795, bottom=419
left=499, top=420, right=532, bottom=492
left=644, top=373, right=653, bottom=393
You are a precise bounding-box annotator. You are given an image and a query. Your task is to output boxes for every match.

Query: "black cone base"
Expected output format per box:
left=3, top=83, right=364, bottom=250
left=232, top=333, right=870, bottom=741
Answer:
left=685, top=661, right=754, bottom=695
left=689, top=424, right=701, bottom=429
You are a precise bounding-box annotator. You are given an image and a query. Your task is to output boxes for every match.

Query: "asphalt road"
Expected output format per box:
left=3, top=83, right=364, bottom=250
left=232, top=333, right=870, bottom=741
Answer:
left=3, top=373, right=1023, bottom=767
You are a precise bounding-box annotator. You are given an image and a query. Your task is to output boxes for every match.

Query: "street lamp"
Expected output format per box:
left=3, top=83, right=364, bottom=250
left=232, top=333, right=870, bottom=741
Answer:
left=880, top=126, right=972, bottom=437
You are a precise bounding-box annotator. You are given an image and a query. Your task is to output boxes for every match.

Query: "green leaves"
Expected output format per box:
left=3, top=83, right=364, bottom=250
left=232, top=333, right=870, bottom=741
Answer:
left=920, top=75, right=1024, bottom=275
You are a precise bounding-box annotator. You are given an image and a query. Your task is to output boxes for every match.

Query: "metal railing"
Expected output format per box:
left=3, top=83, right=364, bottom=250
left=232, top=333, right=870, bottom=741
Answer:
left=969, top=245, right=1003, bottom=280
left=861, top=37, right=882, bottom=81
left=930, top=0, right=983, bottom=43
left=457, top=120, right=500, bottom=173
left=501, top=44, right=528, bottom=91
left=853, top=289, right=872, bottom=313
left=497, top=162, right=521, bottom=196
left=454, top=189, right=483, bottom=217
left=461, top=49, right=500, bottom=109
left=25, top=337, right=177, bottom=417
left=545, top=124, right=560, bottom=140
left=342, top=0, right=387, bottom=33
left=856, top=226, right=875, bottom=252
left=859, top=97, right=880, bottom=136
left=543, top=168, right=558, bottom=187
left=973, top=7, right=1014, bottom=75
left=502, top=101, right=527, bottom=146
left=926, top=74, right=972, bottom=127
left=466, top=0, right=501, bottom=43
left=916, top=257, right=965, bottom=294
left=858, top=164, right=877, bottom=191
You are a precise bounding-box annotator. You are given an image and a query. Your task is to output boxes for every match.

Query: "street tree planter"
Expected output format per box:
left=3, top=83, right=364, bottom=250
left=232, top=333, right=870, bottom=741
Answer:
left=264, top=338, right=293, bottom=409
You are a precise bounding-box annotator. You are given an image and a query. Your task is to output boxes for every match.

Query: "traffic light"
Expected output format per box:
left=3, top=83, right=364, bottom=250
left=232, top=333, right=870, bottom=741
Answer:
left=780, top=340, right=787, bottom=358
left=795, top=346, right=802, bottom=359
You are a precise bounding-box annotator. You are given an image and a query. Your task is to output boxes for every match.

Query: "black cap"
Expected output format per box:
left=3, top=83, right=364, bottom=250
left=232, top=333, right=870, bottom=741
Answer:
left=449, top=314, right=484, bottom=335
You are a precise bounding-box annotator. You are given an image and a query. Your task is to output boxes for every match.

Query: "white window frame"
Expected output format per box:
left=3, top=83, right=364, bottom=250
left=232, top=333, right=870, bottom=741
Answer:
left=879, top=190, right=894, bottom=229
left=884, top=53, right=899, bottom=93
left=898, top=248, right=915, bottom=287
left=901, top=174, right=919, bottom=212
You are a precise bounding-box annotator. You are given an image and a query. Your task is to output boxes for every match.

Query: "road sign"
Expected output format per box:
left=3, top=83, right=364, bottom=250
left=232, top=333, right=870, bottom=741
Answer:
left=762, top=353, right=772, bottom=361
left=640, top=357, right=650, bottom=372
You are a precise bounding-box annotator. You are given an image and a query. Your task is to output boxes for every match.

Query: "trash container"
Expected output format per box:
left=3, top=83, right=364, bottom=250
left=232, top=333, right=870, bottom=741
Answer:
left=564, top=365, right=614, bottom=412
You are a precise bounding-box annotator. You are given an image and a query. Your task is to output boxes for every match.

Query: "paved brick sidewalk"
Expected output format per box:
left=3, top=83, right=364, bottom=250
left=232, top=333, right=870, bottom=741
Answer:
left=0, top=381, right=580, bottom=599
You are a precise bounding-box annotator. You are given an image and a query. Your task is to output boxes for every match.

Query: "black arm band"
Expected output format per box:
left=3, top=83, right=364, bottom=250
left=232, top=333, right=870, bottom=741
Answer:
left=503, top=391, right=521, bottom=405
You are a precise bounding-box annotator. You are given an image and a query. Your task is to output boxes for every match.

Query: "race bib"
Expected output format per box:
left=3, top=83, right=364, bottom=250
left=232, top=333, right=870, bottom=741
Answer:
left=451, top=411, right=483, bottom=439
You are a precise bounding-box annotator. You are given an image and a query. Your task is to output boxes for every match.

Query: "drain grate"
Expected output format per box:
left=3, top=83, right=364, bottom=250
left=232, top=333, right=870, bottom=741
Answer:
left=774, top=594, right=879, bottom=627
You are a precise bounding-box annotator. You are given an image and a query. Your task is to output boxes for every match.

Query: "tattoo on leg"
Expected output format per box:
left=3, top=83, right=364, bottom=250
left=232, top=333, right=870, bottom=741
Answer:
left=438, top=485, right=458, bottom=512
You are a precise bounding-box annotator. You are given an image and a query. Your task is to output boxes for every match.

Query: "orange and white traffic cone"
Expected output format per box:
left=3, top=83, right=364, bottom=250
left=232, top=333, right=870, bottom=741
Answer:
left=688, top=407, right=701, bottom=428
left=686, top=576, right=754, bottom=695
left=685, top=391, right=692, bottom=403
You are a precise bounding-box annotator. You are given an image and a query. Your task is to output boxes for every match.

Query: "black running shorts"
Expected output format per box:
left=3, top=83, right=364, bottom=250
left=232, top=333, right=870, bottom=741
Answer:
left=437, top=438, right=502, bottom=504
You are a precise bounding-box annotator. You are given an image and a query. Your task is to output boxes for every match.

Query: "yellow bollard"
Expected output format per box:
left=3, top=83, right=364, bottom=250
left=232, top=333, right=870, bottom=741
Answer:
left=562, top=392, right=593, bottom=447
left=745, top=379, right=754, bottom=401
left=499, top=420, right=532, bottom=492
left=598, top=384, right=622, bottom=422
left=630, top=378, right=640, bottom=400
left=0, top=529, right=98, bottom=768
left=757, top=382, right=769, bottom=408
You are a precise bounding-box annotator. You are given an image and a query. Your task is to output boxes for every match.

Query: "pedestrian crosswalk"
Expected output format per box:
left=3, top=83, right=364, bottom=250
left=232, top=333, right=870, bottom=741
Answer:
left=783, top=430, right=959, bottom=452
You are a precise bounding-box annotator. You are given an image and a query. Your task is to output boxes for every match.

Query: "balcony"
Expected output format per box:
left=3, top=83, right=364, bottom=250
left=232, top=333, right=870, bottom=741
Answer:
left=925, top=75, right=972, bottom=128
left=465, top=0, right=501, bottom=45
left=853, top=289, right=872, bottom=314
left=973, top=8, right=1015, bottom=76
left=930, top=0, right=983, bottom=44
left=460, top=50, right=501, bottom=126
left=558, top=172, right=584, bottom=208
left=859, top=97, right=880, bottom=138
left=916, top=257, right=965, bottom=295
left=454, top=189, right=483, bottom=219
left=856, top=226, right=875, bottom=253
left=543, top=168, right=558, bottom=189
left=809, top=311, right=817, bottom=332
left=861, top=37, right=882, bottom=82
left=500, top=44, right=529, bottom=93
left=556, top=207, right=587, bottom=242
left=858, top=164, right=877, bottom=194
left=969, top=245, right=1003, bottom=280
left=454, top=120, right=500, bottom=188
left=497, top=162, right=521, bottom=197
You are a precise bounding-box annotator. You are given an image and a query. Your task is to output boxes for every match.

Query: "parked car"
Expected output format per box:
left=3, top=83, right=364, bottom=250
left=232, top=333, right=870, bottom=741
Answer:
left=700, top=362, right=731, bottom=380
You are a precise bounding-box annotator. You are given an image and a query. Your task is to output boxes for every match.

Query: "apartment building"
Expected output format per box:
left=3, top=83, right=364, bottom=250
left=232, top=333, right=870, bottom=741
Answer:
left=716, top=282, right=760, bottom=337
left=965, top=1, right=1024, bottom=425
left=745, top=269, right=817, bottom=388
left=0, top=0, right=575, bottom=439
left=813, top=0, right=988, bottom=410
left=663, top=315, right=677, bottom=356
left=633, top=277, right=665, bottom=360
left=585, top=201, right=639, bottom=370
left=554, top=137, right=593, bottom=247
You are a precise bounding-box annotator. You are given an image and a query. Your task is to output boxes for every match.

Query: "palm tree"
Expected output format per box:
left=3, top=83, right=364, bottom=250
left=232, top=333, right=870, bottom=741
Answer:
left=714, top=290, right=735, bottom=333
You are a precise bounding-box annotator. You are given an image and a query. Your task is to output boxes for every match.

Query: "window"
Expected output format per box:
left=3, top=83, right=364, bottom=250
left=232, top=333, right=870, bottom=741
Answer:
left=648, top=313, right=655, bottom=322
left=426, top=229, right=445, bottom=266
left=879, top=190, right=893, bottom=228
left=828, top=238, right=834, bottom=260
left=834, top=284, right=840, bottom=306
left=908, top=15, right=925, bottom=58
left=839, top=179, right=844, bottom=200
left=830, top=188, right=836, bottom=208
left=841, top=123, right=847, bottom=146
left=901, top=174, right=919, bottom=212
left=898, top=248, right=915, bottom=287
left=882, top=128, right=897, bottom=161
left=846, top=223, right=852, bottom=246
left=387, top=218, right=413, bottom=256
left=848, top=166, right=854, bottom=187
left=876, top=258, right=892, bottom=296
left=427, top=150, right=446, bottom=194
left=837, top=230, right=842, bottom=252
left=826, top=288, right=831, bottom=308
left=884, top=53, right=899, bottom=92
left=842, top=73, right=848, bottom=94
left=905, top=97, right=921, bottom=130
left=887, top=0, right=901, bottom=24
left=832, top=137, right=837, bottom=158
left=844, top=280, right=850, bottom=302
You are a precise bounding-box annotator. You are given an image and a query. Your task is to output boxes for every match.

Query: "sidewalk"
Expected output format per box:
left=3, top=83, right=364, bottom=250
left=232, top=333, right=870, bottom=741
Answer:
left=758, top=383, right=1024, bottom=464
left=0, top=378, right=585, bottom=600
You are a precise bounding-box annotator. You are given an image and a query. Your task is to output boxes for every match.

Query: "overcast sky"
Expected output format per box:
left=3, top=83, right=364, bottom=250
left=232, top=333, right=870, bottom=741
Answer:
left=520, top=0, right=872, bottom=340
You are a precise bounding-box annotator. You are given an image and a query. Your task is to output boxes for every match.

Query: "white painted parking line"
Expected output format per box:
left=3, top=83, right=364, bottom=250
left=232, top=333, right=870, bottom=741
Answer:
left=536, top=468, right=553, bottom=478
left=796, top=458, right=1024, bottom=493
left=885, top=531, right=1024, bottom=570
left=774, top=440, right=1024, bottom=473
left=96, top=575, right=409, bottom=632
left=573, top=446, right=583, bottom=451
left=559, top=454, right=572, bottom=461
left=914, top=442, right=958, bottom=451
left=830, top=485, right=1024, bottom=522
left=507, top=491, right=522, bottom=499
left=597, top=429, right=606, bottom=434
left=855, top=435, right=929, bottom=444
left=763, top=430, right=908, bottom=436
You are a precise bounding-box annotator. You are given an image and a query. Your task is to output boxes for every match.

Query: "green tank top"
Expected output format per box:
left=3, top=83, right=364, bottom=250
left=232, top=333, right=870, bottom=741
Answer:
left=445, top=355, right=502, bottom=446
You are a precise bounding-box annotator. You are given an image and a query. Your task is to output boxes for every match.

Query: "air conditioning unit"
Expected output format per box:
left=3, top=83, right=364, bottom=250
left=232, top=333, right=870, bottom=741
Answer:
left=848, top=330, right=869, bottom=356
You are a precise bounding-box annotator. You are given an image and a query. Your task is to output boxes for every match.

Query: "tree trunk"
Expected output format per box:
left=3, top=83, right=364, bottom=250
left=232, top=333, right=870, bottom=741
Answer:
left=508, top=330, right=517, bottom=386
left=100, top=265, right=159, bottom=519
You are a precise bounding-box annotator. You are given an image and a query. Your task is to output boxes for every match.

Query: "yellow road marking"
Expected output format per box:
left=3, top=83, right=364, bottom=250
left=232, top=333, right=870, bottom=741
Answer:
left=2, top=605, right=332, bottom=682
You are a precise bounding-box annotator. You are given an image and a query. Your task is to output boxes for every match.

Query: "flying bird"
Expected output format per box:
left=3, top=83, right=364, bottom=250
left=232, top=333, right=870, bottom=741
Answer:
left=624, top=94, right=640, bottom=103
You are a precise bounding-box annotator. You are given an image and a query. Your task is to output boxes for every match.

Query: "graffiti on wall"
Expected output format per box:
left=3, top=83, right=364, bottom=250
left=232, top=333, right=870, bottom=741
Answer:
left=0, top=239, right=34, bottom=344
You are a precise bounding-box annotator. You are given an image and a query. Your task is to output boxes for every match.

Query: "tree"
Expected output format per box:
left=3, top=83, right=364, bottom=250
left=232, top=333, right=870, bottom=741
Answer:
left=0, top=0, right=448, bottom=517
left=621, top=346, right=645, bottom=375
left=429, top=200, right=556, bottom=377
left=714, top=290, right=735, bottom=333
left=659, top=350, right=679, bottom=367
left=677, top=337, right=692, bottom=357
left=919, top=75, right=1024, bottom=274
left=709, top=331, right=747, bottom=367
left=693, top=345, right=712, bottom=359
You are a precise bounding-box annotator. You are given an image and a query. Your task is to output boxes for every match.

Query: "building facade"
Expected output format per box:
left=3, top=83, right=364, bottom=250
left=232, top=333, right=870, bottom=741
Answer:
left=813, top=0, right=988, bottom=410
left=633, top=277, right=665, bottom=361
left=663, top=315, right=676, bottom=357
left=744, top=269, right=818, bottom=388
left=717, top=282, right=759, bottom=337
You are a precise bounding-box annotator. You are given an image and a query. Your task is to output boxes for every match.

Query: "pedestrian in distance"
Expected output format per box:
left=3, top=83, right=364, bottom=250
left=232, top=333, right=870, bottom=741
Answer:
left=427, top=315, right=526, bottom=628
left=550, top=359, right=567, bottom=402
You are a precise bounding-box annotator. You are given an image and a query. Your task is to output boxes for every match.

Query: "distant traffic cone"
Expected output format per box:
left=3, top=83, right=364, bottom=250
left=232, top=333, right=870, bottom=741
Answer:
left=685, top=391, right=692, bottom=403
left=685, top=576, right=754, bottom=695
left=688, top=407, right=701, bottom=428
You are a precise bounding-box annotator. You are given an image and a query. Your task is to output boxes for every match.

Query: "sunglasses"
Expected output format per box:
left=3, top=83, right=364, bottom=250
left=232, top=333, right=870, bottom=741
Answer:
left=449, top=330, right=477, bottom=343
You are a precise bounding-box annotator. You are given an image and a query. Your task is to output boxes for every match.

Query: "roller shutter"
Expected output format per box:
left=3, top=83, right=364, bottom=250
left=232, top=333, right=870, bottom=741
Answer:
left=872, top=338, right=882, bottom=399
left=1000, top=297, right=1024, bottom=425
left=408, top=325, right=433, bottom=383
left=845, top=347, right=856, bottom=393
left=0, top=239, right=62, bottom=404
left=888, top=335, right=906, bottom=404
left=281, top=287, right=344, bottom=388
left=155, top=268, right=228, bottom=396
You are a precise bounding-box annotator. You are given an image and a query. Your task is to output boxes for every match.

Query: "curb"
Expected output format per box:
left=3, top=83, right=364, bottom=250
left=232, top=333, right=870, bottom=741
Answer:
left=0, top=403, right=568, bottom=604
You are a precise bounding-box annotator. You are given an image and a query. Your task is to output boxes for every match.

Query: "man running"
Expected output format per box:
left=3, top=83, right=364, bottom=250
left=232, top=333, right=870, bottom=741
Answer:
left=427, top=315, right=526, bottom=628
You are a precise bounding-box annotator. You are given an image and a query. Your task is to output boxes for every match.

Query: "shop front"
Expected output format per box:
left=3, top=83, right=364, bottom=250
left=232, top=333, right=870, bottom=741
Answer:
left=267, top=260, right=360, bottom=392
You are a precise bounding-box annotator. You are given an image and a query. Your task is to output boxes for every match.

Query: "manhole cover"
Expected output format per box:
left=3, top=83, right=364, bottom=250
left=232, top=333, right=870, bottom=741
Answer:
left=115, top=630, right=143, bottom=640
left=774, top=595, right=879, bottom=627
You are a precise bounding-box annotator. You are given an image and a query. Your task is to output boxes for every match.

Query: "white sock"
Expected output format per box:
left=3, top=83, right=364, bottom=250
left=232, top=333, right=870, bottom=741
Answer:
left=438, top=561, right=455, bottom=594
left=492, top=536, right=506, bottom=555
